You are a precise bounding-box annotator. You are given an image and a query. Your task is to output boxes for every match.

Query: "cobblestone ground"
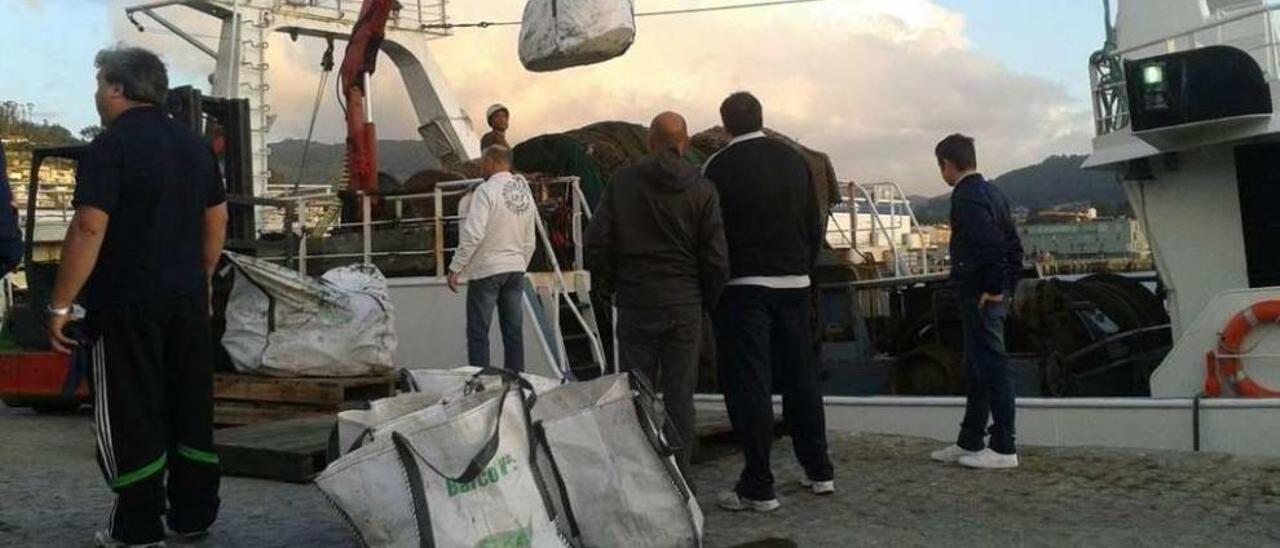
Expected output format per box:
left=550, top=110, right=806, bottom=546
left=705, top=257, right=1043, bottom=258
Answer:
left=4, top=402, right=1280, bottom=547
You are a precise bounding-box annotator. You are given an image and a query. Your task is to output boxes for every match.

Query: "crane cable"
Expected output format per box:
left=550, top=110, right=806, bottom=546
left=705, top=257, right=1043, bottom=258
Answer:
left=294, top=38, right=336, bottom=194
left=421, top=0, right=833, bottom=30
left=131, top=0, right=836, bottom=38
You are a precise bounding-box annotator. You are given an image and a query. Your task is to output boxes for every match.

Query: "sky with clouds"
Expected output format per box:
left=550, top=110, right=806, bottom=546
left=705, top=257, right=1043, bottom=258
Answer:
left=1, top=0, right=1108, bottom=196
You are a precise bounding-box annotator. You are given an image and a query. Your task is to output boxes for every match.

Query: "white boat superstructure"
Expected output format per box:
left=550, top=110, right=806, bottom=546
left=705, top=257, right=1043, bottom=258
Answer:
left=1084, top=0, right=1280, bottom=399
left=123, top=0, right=479, bottom=202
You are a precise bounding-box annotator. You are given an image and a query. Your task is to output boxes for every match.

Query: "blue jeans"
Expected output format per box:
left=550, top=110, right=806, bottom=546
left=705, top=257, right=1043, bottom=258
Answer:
left=956, top=294, right=1016, bottom=455
left=466, top=272, right=525, bottom=372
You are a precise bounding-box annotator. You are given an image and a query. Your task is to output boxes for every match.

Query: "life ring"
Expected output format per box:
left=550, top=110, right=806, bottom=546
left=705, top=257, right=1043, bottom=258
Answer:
left=1210, top=300, right=1280, bottom=398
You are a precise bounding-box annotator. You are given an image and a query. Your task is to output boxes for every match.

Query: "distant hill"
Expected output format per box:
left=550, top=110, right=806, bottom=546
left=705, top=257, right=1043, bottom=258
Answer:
left=267, top=139, right=440, bottom=186
left=911, top=155, right=1127, bottom=223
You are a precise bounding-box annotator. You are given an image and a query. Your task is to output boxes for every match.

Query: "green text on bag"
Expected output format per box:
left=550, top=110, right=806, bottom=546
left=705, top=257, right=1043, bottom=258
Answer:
left=474, top=524, right=532, bottom=548
left=446, top=454, right=518, bottom=497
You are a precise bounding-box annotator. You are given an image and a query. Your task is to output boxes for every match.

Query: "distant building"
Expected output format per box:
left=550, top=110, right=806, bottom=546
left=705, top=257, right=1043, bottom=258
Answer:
left=1032, top=207, right=1098, bottom=224
left=1012, top=207, right=1031, bottom=224
left=921, top=225, right=950, bottom=246
left=1018, top=217, right=1150, bottom=259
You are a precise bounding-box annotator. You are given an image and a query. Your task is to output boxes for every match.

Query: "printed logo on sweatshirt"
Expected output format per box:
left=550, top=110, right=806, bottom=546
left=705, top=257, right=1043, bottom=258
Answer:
left=501, top=179, right=531, bottom=215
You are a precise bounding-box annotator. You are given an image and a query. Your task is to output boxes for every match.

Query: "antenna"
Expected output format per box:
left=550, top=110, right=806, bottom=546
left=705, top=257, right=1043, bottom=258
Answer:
left=1103, top=0, right=1117, bottom=47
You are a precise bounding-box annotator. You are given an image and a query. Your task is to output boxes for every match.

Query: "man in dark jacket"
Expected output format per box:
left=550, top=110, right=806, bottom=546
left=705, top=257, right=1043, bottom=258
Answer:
left=929, top=133, right=1024, bottom=470
left=0, top=140, right=23, bottom=274
left=584, top=111, right=729, bottom=477
left=704, top=92, right=834, bottom=512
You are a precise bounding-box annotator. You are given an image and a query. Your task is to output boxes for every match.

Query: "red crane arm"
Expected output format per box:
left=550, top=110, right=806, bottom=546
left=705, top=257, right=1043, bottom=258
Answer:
left=340, top=0, right=398, bottom=197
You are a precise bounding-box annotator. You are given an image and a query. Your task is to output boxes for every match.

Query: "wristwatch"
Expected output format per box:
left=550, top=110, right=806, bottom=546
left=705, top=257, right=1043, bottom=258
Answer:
left=47, top=304, right=84, bottom=319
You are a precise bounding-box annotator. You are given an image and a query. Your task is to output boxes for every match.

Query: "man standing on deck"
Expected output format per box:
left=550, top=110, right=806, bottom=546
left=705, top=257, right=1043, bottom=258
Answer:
left=929, top=134, right=1024, bottom=470
left=447, top=145, right=537, bottom=372
left=584, top=111, right=729, bottom=479
left=47, top=47, right=227, bottom=547
left=704, top=92, right=834, bottom=512
left=481, top=104, right=511, bottom=150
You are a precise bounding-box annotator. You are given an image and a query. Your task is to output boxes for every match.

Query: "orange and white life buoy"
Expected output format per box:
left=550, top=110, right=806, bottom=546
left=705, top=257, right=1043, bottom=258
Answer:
left=1207, top=300, right=1280, bottom=398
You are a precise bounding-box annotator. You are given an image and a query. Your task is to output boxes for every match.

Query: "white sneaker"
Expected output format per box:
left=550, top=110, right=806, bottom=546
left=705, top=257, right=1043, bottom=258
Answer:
left=958, top=448, right=1019, bottom=469
left=95, top=531, right=167, bottom=548
left=930, top=444, right=979, bottom=463
left=717, top=491, right=781, bottom=513
left=798, top=477, right=836, bottom=495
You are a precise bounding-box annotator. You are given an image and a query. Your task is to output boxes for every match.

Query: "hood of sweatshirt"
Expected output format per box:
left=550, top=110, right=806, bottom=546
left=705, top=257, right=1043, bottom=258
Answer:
left=635, top=150, right=703, bottom=194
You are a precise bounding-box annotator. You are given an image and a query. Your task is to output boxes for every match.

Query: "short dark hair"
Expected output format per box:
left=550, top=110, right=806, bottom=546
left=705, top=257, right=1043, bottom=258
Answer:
left=935, top=133, right=977, bottom=171
left=720, top=92, right=763, bottom=136
left=482, top=144, right=511, bottom=166
left=95, top=47, right=169, bottom=106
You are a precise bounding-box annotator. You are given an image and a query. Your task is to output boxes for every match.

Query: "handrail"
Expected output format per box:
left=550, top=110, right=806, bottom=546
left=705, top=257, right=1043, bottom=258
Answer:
left=1092, top=3, right=1280, bottom=134
left=830, top=181, right=934, bottom=278
left=242, top=176, right=587, bottom=274
left=869, top=181, right=931, bottom=275
left=238, top=175, right=606, bottom=377
left=846, top=181, right=906, bottom=277
left=1116, top=3, right=1279, bottom=56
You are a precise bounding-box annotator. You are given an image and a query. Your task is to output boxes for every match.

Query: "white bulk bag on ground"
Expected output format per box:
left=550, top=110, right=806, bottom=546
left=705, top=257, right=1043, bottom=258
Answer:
left=335, top=392, right=438, bottom=458
left=317, top=379, right=571, bottom=548
left=407, top=366, right=563, bottom=401
left=221, top=252, right=397, bottom=377
left=335, top=368, right=561, bottom=458
left=518, top=0, right=636, bottom=72
left=532, top=372, right=704, bottom=547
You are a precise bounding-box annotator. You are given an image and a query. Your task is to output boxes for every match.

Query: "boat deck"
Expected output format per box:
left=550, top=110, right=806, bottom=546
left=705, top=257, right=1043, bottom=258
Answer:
left=3, top=402, right=1278, bottom=546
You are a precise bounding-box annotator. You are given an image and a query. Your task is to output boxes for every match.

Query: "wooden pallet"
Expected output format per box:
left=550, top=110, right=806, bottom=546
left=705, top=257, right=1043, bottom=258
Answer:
left=214, top=416, right=336, bottom=483
left=213, top=373, right=396, bottom=426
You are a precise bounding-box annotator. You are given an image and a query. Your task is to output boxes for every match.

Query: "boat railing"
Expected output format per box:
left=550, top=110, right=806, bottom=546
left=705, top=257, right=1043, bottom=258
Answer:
left=231, top=176, right=606, bottom=378
left=1093, top=2, right=1280, bottom=135
left=279, top=0, right=451, bottom=35
left=236, top=176, right=589, bottom=278
left=834, top=181, right=933, bottom=278
left=126, top=0, right=452, bottom=37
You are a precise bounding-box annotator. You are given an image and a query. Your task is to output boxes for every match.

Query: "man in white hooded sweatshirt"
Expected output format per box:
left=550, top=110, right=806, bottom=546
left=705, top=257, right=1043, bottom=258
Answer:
left=447, top=145, right=537, bottom=371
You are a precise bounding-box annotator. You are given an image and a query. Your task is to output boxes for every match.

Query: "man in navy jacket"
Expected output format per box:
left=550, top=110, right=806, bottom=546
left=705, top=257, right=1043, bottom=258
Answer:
left=929, top=134, right=1024, bottom=470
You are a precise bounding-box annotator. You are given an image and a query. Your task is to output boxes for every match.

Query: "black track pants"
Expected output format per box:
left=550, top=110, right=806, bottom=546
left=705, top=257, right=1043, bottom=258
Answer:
left=89, top=295, right=221, bottom=544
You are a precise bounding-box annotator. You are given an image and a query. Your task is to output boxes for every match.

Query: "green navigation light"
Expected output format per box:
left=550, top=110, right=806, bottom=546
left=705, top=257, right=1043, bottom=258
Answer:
left=1143, top=64, right=1165, bottom=86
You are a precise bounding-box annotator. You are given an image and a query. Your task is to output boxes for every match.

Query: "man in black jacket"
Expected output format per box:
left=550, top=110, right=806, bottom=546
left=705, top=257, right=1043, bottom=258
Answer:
left=929, top=134, right=1024, bottom=470
left=584, top=111, right=729, bottom=477
left=704, top=92, right=833, bottom=512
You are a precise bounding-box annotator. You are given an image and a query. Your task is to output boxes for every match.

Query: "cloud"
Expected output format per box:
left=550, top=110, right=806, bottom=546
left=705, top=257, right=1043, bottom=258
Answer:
left=108, top=0, right=1092, bottom=196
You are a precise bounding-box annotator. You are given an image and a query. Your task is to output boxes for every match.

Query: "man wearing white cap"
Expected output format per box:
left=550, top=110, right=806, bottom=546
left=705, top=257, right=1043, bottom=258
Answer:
left=481, top=103, right=510, bottom=150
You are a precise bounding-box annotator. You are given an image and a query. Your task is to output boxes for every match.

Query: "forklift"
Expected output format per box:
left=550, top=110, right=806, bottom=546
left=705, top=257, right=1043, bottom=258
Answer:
left=0, top=88, right=255, bottom=411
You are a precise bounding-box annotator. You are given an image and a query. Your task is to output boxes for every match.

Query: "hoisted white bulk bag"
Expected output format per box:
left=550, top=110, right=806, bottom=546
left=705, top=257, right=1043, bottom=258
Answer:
left=316, top=379, right=572, bottom=547
left=221, top=252, right=397, bottom=377
left=518, top=0, right=637, bottom=72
